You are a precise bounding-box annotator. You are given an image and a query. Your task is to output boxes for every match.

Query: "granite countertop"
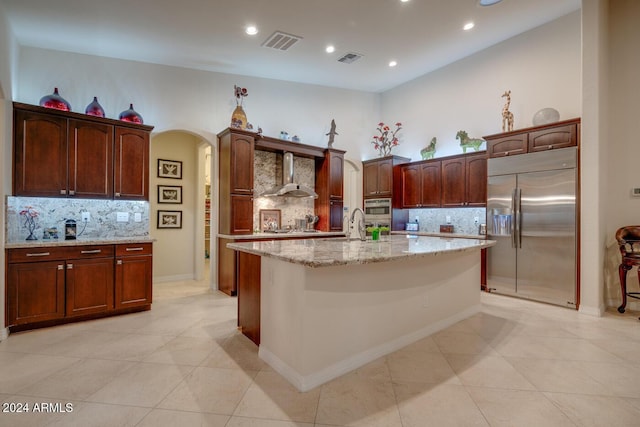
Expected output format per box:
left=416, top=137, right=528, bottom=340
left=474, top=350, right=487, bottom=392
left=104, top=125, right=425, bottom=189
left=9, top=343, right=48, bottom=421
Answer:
left=392, top=230, right=487, bottom=239
left=227, top=234, right=495, bottom=268
left=217, top=231, right=347, bottom=240
left=5, top=236, right=154, bottom=249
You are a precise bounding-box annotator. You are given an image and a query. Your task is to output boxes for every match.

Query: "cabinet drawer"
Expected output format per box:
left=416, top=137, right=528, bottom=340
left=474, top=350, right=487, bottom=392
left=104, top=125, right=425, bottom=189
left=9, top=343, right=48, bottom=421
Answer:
left=65, top=245, right=114, bottom=259
left=528, top=123, right=577, bottom=152
left=8, top=245, right=114, bottom=263
left=115, top=242, right=152, bottom=256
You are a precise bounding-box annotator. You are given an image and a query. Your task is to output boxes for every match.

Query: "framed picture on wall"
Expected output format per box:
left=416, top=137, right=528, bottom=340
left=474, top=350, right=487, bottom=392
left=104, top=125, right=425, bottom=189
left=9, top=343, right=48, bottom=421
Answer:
left=259, top=209, right=281, bottom=231
left=157, top=185, right=182, bottom=204
left=157, top=210, right=182, bottom=229
left=157, top=159, right=183, bottom=179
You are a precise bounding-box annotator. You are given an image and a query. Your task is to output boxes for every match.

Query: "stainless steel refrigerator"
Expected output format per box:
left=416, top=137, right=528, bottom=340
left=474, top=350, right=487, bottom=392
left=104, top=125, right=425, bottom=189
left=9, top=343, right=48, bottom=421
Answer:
left=486, top=147, right=578, bottom=308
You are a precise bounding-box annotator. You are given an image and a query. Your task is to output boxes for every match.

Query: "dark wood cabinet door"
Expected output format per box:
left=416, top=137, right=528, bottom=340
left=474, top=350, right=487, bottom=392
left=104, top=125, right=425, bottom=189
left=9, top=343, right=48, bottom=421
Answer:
left=377, top=159, right=393, bottom=196
left=237, top=252, right=261, bottom=345
left=68, top=119, right=114, bottom=199
left=328, top=151, right=344, bottom=199
left=465, top=154, right=487, bottom=207
left=231, top=133, right=254, bottom=194
left=13, top=109, right=68, bottom=197
left=486, top=133, right=528, bottom=158
left=401, top=164, right=421, bottom=208
left=528, top=123, right=577, bottom=152
left=441, top=157, right=466, bottom=207
left=66, top=257, right=114, bottom=317
left=114, top=127, right=149, bottom=200
left=231, top=194, right=254, bottom=234
left=115, top=254, right=152, bottom=309
left=7, top=260, right=65, bottom=326
left=363, top=161, right=380, bottom=197
left=329, top=199, right=344, bottom=231
left=420, top=161, right=442, bottom=207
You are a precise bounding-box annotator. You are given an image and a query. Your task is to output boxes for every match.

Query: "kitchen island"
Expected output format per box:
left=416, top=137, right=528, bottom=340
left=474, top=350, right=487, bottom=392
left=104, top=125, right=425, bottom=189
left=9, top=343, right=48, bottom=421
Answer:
left=228, top=234, right=495, bottom=391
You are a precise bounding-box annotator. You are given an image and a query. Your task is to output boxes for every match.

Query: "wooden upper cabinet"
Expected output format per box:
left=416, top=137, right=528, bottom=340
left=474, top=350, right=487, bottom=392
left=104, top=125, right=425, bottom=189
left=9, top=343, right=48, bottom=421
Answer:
left=484, top=118, right=580, bottom=158
left=328, top=150, right=344, bottom=199
left=114, top=127, right=149, bottom=200
left=13, top=109, right=68, bottom=197
left=315, top=148, right=345, bottom=231
left=465, top=153, right=487, bottom=207
left=400, top=161, right=441, bottom=208
left=69, top=119, right=114, bottom=199
left=363, top=156, right=410, bottom=199
left=441, top=153, right=487, bottom=207
left=12, top=103, right=153, bottom=200
left=230, top=133, right=255, bottom=194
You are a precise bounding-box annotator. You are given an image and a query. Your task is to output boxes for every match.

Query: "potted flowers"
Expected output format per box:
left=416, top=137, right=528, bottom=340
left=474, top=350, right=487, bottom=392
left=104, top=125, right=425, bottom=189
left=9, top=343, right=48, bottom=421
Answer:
left=371, top=122, right=402, bottom=156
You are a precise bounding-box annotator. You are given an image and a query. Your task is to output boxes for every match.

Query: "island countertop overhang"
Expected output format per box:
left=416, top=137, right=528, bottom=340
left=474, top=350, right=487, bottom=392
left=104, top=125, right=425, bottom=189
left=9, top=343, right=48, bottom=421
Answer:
left=227, top=234, right=495, bottom=268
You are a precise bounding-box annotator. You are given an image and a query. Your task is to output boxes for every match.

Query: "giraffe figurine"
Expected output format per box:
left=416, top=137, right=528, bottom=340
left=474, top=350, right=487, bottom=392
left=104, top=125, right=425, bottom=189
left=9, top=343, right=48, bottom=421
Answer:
left=501, top=90, right=514, bottom=132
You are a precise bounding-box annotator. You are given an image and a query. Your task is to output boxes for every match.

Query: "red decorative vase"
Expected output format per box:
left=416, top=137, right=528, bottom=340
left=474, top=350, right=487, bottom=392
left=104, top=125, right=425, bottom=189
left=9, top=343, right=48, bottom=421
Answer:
left=118, top=103, right=143, bottom=124
left=39, top=87, right=71, bottom=111
left=85, top=96, right=105, bottom=117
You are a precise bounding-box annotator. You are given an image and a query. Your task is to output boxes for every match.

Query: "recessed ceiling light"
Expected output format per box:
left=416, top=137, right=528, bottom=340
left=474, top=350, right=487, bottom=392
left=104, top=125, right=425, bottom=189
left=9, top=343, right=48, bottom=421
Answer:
left=245, top=26, right=258, bottom=35
left=479, top=0, right=502, bottom=6
left=463, top=22, right=475, bottom=31
left=400, top=0, right=410, bottom=3
left=326, top=45, right=335, bottom=53
left=389, top=60, right=397, bottom=67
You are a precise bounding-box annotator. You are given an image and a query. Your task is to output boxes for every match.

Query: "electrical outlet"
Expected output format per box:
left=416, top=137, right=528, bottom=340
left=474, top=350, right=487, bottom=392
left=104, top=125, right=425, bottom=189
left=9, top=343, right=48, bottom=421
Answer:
left=116, top=212, right=129, bottom=222
left=474, top=216, right=479, bottom=224
left=446, top=215, right=451, bottom=224
left=81, top=212, right=90, bottom=222
left=134, top=213, right=142, bottom=222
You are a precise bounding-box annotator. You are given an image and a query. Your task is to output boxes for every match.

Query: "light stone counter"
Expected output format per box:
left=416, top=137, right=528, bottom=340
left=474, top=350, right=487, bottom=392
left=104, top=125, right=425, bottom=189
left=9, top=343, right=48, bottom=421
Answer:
left=5, top=237, right=154, bottom=249
left=217, top=231, right=346, bottom=240
left=227, top=234, right=494, bottom=268
left=227, top=234, right=495, bottom=391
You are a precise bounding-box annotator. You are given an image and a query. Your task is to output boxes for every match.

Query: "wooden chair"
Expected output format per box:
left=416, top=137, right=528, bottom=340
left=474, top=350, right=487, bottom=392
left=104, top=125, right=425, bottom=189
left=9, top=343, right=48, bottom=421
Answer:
left=616, top=226, right=640, bottom=314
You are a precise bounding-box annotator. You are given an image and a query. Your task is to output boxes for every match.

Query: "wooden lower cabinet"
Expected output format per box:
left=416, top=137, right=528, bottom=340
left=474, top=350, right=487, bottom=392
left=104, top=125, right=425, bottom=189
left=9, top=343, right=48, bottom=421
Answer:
left=237, top=252, right=261, bottom=345
left=6, top=242, right=152, bottom=331
left=115, top=243, right=153, bottom=309
left=66, top=256, right=114, bottom=317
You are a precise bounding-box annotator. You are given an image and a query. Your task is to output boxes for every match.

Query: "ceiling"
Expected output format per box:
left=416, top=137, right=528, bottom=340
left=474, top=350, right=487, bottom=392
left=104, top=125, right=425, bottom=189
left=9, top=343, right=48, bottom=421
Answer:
left=1, top=0, right=581, bottom=92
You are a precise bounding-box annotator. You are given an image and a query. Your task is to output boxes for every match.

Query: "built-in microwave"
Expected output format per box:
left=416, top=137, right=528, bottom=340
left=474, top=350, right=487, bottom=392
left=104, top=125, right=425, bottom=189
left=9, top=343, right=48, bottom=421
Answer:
left=364, top=198, right=392, bottom=222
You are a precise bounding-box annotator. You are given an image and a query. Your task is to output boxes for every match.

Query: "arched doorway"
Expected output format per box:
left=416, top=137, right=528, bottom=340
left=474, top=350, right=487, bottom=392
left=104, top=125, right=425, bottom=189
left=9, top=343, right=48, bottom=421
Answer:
left=149, top=130, right=217, bottom=291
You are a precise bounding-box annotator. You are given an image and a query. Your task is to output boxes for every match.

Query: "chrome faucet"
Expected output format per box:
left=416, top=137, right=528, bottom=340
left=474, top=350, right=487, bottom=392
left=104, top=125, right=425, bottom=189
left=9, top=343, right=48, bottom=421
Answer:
left=350, top=208, right=366, bottom=241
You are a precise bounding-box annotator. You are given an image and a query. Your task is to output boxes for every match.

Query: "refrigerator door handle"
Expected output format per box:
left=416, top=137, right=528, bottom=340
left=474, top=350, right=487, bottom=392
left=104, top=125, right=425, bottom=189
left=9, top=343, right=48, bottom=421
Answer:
left=511, top=188, right=517, bottom=248
left=515, top=188, right=522, bottom=248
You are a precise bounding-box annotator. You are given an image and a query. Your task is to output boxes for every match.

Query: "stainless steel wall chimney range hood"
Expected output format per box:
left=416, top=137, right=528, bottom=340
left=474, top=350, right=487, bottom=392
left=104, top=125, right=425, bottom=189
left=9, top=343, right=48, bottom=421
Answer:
left=259, top=152, right=318, bottom=198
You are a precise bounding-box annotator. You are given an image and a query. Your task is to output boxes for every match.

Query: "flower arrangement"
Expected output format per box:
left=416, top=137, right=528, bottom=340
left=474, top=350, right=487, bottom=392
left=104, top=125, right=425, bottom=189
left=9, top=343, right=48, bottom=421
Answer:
left=372, top=122, right=402, bottom=156
left=234, top=85, right=248, bottom=106
left=19, top=206, right=39, bottom=240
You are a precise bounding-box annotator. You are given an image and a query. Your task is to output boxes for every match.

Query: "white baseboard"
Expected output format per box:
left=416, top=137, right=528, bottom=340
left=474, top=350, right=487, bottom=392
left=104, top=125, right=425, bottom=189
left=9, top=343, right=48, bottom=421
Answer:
left=0, top=327, right=9, bottom=342
left=579, top=304, right=605, bottom=317
left=153, top=273, right=195, bottom=283
left=259, top=304, right=480, bottom=392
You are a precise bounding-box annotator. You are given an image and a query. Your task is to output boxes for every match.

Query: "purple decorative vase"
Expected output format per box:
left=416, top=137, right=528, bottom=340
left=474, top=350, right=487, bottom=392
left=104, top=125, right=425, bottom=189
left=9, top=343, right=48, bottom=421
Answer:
left=39, top=87, right=71, bottom=111
left=85, top=96, right=105, bottom=117
left=118, top=103, right=143, bottom=124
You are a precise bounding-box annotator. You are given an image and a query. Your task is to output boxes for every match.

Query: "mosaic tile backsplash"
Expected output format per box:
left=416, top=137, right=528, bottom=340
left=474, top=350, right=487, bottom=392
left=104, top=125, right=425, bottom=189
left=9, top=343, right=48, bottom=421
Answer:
left=253, top=151, right=316, bottom=230
left=6, top=196, right=149, bottom=243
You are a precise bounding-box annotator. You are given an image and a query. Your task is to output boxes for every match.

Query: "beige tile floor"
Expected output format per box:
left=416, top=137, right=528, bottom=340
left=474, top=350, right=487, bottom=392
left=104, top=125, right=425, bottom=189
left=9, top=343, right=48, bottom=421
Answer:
left=1, top=277, right=640, bottom=426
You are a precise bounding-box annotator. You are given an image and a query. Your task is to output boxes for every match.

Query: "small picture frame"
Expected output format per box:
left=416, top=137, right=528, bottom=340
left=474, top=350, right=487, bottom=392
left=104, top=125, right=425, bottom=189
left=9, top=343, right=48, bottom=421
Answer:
left=157, top=210, right=182, bottom=229
left=259, top=209, right=281, bottom=231
left=158, top=185, right=182, bottom=204
left=158, top=159, right=183, bottom=179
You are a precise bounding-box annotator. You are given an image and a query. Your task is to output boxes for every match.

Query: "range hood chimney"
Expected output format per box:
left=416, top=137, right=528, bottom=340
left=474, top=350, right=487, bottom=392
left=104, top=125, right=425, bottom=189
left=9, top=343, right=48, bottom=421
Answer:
left=259, top=152, right=318, bottom=198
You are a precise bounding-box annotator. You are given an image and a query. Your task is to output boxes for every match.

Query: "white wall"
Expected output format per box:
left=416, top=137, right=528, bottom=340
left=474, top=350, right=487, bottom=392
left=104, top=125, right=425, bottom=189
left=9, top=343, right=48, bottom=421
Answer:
left=381, top=11, right=582, bottom=160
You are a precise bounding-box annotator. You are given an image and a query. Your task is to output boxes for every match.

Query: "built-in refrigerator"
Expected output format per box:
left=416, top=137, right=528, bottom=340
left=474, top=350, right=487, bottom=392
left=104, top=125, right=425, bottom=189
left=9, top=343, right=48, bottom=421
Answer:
left=486, top=147, right=578, bottom=308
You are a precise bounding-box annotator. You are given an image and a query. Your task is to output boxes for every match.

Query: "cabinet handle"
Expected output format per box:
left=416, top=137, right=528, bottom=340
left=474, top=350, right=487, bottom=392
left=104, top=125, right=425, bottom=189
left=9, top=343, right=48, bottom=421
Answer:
left=117, top=260, right=123, bottom=265
left=125, top=247, right=144, bottom=251
left=548, top=145, right=553, bottom=149
left=115, top=192, right=121, bottom=197
left=57, top=264, right=64, bottom=270
left=68, top=190, right=75, bottom=196
left=81, top=249, right=101, bottom=254
left=60, top=189, right=67, bottom=195
left=26, top=252, right=50, bottom=257
left=67, top=264, right=73, bottom=269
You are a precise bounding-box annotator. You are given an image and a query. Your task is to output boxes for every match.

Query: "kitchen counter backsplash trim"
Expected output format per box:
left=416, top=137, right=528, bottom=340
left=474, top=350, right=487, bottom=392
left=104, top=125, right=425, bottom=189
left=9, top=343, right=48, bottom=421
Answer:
left=6, top=196, right=149, bottom=243
left=408, top=207, right=486, bottom=235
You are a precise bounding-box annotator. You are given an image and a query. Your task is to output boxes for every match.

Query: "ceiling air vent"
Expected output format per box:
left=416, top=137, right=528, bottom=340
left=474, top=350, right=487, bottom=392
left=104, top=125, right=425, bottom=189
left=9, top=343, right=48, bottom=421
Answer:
left=337, top=52, right=363, bottom=64
left=261, top=31, right=302, bottom=51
